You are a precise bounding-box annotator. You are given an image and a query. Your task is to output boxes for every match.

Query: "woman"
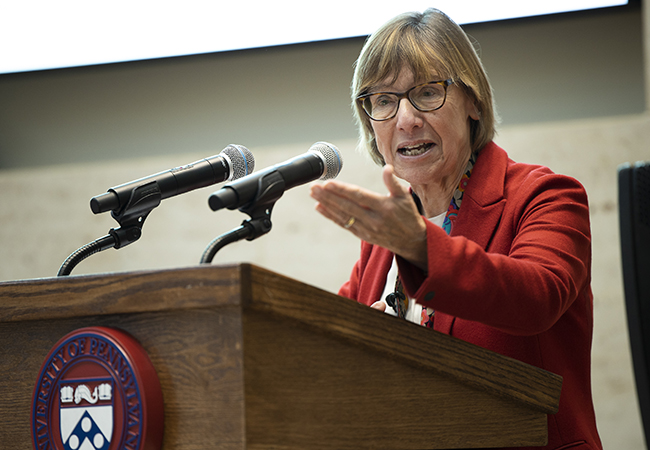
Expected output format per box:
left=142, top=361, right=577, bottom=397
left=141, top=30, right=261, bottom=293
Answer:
left=310, top=8, right=602, bottom=450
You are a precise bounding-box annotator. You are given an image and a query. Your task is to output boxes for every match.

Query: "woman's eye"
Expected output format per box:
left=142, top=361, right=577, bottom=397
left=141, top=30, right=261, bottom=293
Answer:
left=374, top=95, right=395, bottom=107
left=420, top=87, right=440, bottom=98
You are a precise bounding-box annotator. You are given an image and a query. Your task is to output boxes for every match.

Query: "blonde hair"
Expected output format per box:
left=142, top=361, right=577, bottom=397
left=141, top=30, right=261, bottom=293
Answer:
left=352, top=8, right=497, bottom=165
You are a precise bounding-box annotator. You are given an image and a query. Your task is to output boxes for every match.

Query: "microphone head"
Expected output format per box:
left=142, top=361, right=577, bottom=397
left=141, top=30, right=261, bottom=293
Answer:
left=310, top=142, right=343, bottom=180
left=221, top=144, right=255, bottom=181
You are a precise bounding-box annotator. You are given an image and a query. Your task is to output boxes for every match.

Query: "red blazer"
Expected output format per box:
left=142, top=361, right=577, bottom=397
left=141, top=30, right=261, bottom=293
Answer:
left=339, top=142, right=602, bottom=450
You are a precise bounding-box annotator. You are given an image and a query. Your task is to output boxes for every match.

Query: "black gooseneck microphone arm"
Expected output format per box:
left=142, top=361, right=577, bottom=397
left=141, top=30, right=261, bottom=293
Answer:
left=200, top=170, right=285, bottom=264
left=58, top=179, right=164, bottom=276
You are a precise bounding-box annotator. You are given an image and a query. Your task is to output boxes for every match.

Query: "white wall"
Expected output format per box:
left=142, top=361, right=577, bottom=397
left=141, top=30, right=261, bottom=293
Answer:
left=0, top=3, right=648, bottom=448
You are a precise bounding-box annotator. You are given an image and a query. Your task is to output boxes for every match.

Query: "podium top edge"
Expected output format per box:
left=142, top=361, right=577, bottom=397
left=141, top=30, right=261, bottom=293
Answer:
left=0, top=263, right=251, bottom=323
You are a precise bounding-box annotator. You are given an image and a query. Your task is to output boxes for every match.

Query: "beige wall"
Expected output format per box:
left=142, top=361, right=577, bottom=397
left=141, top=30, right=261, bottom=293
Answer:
left=1, top=3, right=649, bottom=448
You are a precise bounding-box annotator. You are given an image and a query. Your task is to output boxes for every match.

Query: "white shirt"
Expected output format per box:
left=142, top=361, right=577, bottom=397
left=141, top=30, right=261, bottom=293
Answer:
left=379, top=211, right=446, bottom=324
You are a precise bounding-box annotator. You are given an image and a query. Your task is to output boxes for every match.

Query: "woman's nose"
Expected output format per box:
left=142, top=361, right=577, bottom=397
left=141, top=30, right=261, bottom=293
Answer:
left=395, top=98, right=424, bottom=131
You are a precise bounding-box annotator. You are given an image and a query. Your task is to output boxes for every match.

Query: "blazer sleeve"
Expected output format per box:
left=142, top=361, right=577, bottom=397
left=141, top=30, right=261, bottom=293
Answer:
left=338, top=239, right=372, bottom=301
left=398, top=171, right=592, bottom=336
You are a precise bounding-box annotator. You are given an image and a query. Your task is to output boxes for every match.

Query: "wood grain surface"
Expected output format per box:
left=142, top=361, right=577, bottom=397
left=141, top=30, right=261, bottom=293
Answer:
left=0, top=264, right=561, bottom=449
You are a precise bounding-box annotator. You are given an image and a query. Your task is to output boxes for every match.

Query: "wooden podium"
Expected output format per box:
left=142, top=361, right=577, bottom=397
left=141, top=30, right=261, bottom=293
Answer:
left=0, top=264, right=561, bottom=449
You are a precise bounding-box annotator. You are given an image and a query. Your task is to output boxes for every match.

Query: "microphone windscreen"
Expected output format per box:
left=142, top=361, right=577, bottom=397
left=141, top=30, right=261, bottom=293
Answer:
left=310, top=141, right=343, bottom=180
left=222, top=144, right=255, bottom=180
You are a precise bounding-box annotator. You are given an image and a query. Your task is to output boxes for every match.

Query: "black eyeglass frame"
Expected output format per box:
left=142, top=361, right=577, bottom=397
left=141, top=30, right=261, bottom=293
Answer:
left=356, top=79, right=454, bottom=121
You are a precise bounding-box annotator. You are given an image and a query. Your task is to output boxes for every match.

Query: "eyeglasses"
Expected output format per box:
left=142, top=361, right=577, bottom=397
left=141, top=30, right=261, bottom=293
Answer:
left=357, top=79, right=454, bottom=121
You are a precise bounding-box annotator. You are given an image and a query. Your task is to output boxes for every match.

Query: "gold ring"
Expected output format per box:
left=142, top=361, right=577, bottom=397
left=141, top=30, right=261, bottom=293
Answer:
left=344, top=216, right=356, bottom=229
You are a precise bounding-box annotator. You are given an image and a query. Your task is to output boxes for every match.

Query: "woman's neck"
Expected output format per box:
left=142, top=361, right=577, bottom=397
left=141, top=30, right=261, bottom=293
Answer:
left=411, top=169, right=463, bottom=217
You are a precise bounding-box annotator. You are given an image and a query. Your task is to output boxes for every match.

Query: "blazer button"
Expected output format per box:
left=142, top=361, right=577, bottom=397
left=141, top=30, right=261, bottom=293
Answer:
left=424, top=291, right=435, bottom=301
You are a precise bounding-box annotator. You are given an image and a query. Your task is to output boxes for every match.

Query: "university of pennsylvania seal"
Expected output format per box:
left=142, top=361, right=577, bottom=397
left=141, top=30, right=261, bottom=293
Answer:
left=31, top=327, right=164, bottom=450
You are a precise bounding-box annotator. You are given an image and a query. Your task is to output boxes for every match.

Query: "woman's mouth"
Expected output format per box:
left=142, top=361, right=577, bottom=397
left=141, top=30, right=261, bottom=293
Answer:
left=398, top=142, right=434, bottom=156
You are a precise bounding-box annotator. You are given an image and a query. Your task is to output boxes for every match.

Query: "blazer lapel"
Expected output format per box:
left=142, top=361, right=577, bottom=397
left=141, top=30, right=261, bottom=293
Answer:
left=451, top=142, right=507, bottom=250
left=434, top=142, right=508, bottom=335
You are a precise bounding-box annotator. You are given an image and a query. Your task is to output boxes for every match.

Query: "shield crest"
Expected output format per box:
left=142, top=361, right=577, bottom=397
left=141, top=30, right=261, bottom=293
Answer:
left=59, top=379, right=113, bottom=450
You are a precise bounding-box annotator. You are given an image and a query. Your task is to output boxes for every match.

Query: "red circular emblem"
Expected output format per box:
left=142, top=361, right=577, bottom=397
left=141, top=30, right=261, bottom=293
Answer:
left=30, top=327, right=164, bottom=450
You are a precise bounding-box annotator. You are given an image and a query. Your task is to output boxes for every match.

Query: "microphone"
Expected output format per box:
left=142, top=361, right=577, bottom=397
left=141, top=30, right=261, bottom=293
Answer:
left=208, top=141, right=342, bottom=212
left=90, top=144, right=255, bottom=214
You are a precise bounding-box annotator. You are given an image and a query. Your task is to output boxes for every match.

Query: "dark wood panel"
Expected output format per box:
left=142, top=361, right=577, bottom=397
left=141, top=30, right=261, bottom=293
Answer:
left=245, top=264, right=562, bottom=415
left=0, top=307, right=247, bottom=450
left=243, top=310, right=546, bottom=449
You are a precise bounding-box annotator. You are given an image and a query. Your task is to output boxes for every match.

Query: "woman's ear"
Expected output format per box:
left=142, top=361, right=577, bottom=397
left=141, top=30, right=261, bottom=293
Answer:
left=469, top=102, right=481, bottom=121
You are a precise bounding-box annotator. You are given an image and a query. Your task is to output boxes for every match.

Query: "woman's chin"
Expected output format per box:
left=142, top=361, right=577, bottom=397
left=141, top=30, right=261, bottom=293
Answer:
left=393, top=146, right=446, bottom=184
